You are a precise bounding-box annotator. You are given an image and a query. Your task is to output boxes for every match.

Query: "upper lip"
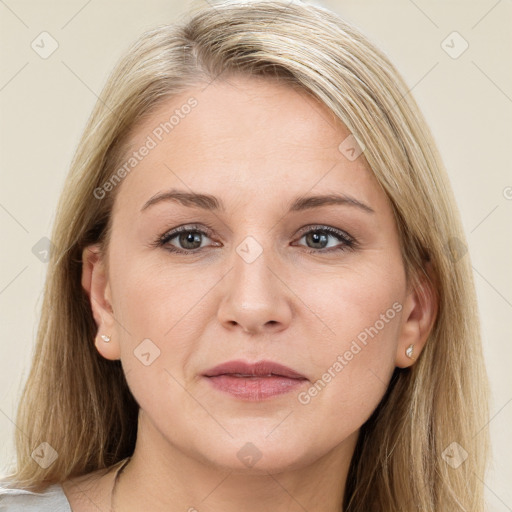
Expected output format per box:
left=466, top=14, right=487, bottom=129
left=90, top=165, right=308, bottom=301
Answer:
left=203, top=359, right=307, bottom=380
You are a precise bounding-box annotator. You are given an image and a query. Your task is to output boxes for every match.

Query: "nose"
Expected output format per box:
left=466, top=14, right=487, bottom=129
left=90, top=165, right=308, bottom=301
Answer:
left=217, top=241, right=293, bottom=336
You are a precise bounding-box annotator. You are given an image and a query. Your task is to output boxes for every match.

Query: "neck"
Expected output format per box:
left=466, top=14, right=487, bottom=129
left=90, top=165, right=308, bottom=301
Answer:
left=113, top=412, right=357, bottom=512
left=111, top=457, right=131, bottom=510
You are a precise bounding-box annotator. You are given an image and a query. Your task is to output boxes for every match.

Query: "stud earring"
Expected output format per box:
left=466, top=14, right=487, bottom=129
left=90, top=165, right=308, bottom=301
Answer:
left=405, top=344, right=415, bottom=360
left=100, top=334, right=111, bottom=343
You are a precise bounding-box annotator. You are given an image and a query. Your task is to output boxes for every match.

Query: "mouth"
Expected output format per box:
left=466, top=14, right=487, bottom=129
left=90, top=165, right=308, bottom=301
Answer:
left=202, top=359, right=308, bottom=401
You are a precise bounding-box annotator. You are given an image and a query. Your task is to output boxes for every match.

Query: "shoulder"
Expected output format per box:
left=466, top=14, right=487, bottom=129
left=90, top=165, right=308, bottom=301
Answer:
left=0, top=483, right=72, bottom=511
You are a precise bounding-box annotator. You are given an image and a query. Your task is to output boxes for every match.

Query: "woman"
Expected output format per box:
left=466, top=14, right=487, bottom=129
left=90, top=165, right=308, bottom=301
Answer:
left=0, top=1, right=489, bottom=510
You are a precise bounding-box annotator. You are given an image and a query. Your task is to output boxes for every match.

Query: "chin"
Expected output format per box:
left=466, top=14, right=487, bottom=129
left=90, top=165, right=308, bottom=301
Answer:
left=191, top=431, right=314, bottom=474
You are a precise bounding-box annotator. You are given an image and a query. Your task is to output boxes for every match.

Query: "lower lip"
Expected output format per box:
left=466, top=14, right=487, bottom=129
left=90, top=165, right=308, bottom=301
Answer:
left=204, top=375, right=307, bottom=401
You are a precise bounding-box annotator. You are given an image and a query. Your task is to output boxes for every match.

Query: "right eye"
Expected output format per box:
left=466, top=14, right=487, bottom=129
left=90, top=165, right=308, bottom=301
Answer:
left=156, top=224, right=218, bottom=254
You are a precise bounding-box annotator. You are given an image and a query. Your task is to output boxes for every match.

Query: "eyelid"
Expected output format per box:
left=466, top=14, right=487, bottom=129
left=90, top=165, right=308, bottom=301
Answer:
left=294, top=224, right=354, bottom=241
left=158, top=223, right=216, bottom=244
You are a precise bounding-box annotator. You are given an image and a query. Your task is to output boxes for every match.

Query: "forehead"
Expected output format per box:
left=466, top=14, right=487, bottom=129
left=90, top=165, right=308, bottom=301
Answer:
left=112, top=75, right=385, bottom=216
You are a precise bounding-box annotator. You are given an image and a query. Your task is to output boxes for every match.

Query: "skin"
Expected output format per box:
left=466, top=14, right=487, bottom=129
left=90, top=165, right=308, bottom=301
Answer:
left=63, top=75, right=436, bottom=511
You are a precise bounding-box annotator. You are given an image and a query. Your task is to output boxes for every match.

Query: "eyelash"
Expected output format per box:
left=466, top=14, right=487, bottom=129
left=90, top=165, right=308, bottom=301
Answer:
left=153, top=223, right=357, bottom=255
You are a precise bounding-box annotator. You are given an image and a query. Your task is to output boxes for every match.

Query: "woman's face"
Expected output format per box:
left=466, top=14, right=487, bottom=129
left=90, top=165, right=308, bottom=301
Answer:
left=87, top=75, right=421, bottom=474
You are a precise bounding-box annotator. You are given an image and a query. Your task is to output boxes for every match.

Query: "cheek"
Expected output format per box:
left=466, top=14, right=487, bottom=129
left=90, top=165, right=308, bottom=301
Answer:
left=310, top=268, right=403, bottom=364
left=294, top=264, right=404, bottom=431
left=109, top=249, right=208, bottom=337
left=107, top=253, right=208, bottom=423
left=107, top=247, right=228, bottom=399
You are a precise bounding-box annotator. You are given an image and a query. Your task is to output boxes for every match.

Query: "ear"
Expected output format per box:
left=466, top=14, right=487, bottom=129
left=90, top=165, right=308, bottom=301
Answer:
left=81, top=244, right=121, bottom=361
left=395, top=264, right=438, bottom=368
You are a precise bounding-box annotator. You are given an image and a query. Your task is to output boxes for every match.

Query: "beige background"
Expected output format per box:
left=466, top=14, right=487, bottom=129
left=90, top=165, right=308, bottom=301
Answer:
left=1, top=0, right=511, bottom=508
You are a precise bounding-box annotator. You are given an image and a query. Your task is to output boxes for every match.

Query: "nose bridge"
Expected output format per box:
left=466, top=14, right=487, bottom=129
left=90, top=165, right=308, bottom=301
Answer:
left=231, top=232, right=280, bottom=305
left=217, top=230, right=292, bottom=334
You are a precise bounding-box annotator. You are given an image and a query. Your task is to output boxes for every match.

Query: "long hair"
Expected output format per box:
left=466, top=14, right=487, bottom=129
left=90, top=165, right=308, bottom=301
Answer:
left=1, top=1, right=489, bottom=510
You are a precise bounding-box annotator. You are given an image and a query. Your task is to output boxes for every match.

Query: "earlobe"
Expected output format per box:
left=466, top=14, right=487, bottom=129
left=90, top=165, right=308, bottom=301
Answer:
left=395, top=267, right=438, bottom=368
left=93, top=331, right=120, bottom=361
left=81, top=245, right=120, bottom=361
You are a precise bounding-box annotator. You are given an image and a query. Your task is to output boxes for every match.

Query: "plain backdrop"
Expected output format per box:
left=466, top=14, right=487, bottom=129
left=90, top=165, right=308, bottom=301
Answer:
left=1, top=0, right=511, bottom=509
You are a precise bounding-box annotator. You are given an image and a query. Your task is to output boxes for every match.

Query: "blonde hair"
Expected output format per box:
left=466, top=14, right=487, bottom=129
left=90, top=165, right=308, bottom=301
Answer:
left=2, top=1, right=489, bottom=510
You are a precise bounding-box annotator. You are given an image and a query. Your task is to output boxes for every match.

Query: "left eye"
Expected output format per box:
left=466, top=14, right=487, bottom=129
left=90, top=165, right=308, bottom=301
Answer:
left=294, top=226, right=355, bottom=253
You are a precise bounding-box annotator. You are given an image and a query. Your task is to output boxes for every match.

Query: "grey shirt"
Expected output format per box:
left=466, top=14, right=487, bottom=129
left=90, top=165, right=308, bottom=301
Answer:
left=0, top=483, right=72, bottom=511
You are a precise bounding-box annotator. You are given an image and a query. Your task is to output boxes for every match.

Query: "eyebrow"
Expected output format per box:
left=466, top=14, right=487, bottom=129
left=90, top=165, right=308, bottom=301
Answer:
left=140, top=189, right=375, bottom=214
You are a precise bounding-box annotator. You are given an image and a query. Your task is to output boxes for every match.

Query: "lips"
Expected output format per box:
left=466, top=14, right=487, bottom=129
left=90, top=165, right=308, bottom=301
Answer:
left=203, top=359, right=307, bottom=380
left=203, top=360, right=308, bottom=401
